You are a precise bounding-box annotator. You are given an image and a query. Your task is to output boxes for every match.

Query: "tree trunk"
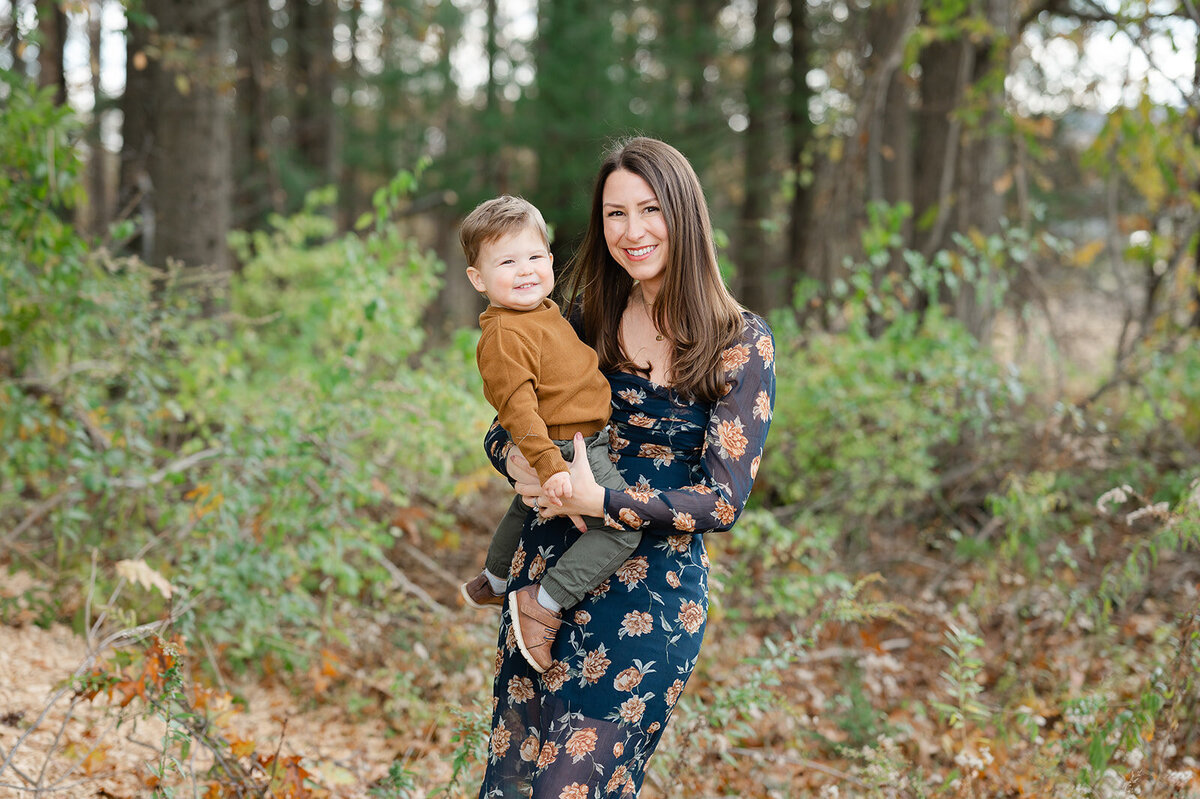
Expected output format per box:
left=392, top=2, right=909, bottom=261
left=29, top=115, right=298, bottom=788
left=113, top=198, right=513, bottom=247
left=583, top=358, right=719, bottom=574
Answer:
left=913, top=34, right=970, bottom=259
left=866, top=0, right=915, bottom=214
left=291, top=0, right=335, bottom=188
left=527, top=0, right=634, bottom=253
left=735, top=0, right=778, bottom=314
left=232, top=0, right=284, bottom=232
left=142, top=0, right=234, bottom=314
left=1193, top=22, right=1200, bottom=329
left=118, top=3, right=153, bottom=261
left=666, top=0, right=724, bottom=175
left=374, top=10, right=396, bottom=181
left=863, top=0, right=919, bottom=335
left=35, top=0, right=66, bottom=104
left=481, top=0, right=501, bottom=190
left=337, top=0, right=361, bottom=230
left=788, top=0, right=816, bottom=289
left=7, top=0, right=21, bottom=75
left=951, top=0, right=1013, bottom=340
left=87, top=0, right=107, bottom=234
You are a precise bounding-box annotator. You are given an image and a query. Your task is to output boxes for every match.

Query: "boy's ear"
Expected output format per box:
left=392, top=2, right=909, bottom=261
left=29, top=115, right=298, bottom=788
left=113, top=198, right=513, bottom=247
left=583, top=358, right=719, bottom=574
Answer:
left=465, top=266, right=487, bottom=295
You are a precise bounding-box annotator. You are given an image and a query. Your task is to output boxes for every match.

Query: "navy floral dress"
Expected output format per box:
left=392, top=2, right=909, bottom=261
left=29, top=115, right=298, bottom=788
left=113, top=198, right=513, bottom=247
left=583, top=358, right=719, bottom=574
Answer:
left=479, top=311, right=775, bottom=799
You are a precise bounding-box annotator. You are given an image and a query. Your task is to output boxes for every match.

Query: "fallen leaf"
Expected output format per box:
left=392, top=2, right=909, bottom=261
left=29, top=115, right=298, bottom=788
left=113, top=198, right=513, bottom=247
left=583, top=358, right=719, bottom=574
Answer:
left=115, top=559, right=174, bottom=599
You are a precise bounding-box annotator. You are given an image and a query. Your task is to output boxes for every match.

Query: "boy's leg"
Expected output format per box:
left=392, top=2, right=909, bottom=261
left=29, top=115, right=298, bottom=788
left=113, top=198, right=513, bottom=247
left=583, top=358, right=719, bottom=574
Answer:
left=486, top=496, right=531, bottom=579
left=580, top=428, right=628, bottom=493
left=538, top=431, right=637, bottom=609
left=539, top=522, right=640, bottom=609
left=463, top=496, right=528, bottom=609
left=510, top=431, right=633, bottom=671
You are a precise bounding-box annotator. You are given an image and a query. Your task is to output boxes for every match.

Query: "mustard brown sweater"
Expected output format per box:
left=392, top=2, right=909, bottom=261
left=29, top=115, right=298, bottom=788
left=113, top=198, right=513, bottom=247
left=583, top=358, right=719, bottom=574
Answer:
left=476, top=299, right=612, bottom=484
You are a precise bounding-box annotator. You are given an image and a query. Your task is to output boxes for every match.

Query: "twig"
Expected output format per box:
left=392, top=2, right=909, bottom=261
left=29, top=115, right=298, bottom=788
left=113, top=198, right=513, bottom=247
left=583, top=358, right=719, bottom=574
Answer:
left=253, top=715, right=292, bottom=791
left=139, top=693, right=259, bottom=792
left=728, top=746, right=868, bottom=788
left=15, top=360, right=118, bottom=389
left=396, top=540, right=465, bottom=590
left=199, top=632, right=232, bottom=697
left=37, top=695, right=107, bottom=792
left=0, top=775, right=104, bottom=794
left=2, top=491, right=69, bottom=548
left=793, top=638, right=912, bottom=664
left=370, top=550, right=450, bottom=617
left=0, top=683, right=74, bottom=784
left=94, top=597, right=201, bottom=654
left=111, top=446, right=223, bottom=489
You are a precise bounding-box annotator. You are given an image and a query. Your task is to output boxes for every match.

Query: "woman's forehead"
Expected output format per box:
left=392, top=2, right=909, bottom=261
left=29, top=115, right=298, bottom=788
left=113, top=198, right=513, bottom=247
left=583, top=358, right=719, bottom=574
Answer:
left=602, top=169, right=659, bottom=205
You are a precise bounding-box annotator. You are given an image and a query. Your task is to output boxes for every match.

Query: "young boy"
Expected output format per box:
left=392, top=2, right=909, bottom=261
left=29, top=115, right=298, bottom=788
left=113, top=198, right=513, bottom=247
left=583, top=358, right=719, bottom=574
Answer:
left=458, top=195, right=638, bottom=674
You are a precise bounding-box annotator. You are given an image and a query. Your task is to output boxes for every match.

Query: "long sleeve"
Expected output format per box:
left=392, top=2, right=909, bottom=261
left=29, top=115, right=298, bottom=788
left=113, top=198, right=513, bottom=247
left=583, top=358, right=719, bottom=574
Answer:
left=485, top=417, right=515, bottom=481
left=603, top=315, right=776, bottom=537
left=477, top=324, right=570, bottom=484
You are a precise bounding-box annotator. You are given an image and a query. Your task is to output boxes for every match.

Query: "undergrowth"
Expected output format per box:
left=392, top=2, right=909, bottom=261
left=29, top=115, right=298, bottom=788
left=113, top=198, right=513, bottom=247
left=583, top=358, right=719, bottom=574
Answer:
left=3, top=75, right=1200, bottom=797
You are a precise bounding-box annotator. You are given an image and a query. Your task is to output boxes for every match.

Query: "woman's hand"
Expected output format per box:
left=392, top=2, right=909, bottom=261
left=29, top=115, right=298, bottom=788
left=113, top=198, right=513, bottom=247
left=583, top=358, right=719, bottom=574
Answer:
left=534, top=434, right=605, bottom=529
left=510, top=435, right=606, bottom=532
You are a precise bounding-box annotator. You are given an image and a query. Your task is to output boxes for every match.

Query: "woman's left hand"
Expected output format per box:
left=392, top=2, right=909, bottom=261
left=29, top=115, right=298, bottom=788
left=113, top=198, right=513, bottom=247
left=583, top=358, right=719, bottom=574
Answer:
left=531, top=433, right=607, bottom=530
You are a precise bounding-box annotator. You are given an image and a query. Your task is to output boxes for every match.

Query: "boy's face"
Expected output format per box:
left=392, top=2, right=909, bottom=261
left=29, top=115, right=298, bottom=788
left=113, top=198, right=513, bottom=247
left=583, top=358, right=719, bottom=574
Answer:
left=466, top=226, right=554, bottom=311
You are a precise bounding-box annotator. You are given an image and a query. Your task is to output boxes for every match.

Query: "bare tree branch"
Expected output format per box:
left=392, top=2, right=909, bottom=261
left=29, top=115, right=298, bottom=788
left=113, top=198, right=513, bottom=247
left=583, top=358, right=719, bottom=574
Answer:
left=110, top=446, right=223, bottom=490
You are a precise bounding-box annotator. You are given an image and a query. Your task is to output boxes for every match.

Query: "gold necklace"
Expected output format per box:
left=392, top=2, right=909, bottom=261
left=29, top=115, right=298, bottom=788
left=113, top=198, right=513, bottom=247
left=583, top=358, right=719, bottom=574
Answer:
left=636, top=289, right=665, bottom=342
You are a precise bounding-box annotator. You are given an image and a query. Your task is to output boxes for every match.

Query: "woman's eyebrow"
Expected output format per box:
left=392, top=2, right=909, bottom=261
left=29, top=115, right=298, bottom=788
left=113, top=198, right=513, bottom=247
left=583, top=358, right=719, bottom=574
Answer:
left=603, top=197, right=658, bottom=208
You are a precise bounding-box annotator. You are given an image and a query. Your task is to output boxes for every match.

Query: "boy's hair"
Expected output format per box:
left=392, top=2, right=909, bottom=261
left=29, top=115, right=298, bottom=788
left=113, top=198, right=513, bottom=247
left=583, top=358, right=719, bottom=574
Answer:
left=459, top=195, right=550, bottom=267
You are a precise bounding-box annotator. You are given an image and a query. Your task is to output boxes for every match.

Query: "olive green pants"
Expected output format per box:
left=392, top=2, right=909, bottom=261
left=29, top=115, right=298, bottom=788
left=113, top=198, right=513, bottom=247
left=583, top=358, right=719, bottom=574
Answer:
left=485, top=429, right=638, bottom=609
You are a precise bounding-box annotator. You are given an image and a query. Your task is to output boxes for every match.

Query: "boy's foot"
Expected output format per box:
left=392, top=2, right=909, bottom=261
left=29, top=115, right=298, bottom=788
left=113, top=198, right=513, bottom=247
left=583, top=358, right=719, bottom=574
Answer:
left=509, top=585, right=561, bottom=674
left=460, top=573, right=505, bottom=610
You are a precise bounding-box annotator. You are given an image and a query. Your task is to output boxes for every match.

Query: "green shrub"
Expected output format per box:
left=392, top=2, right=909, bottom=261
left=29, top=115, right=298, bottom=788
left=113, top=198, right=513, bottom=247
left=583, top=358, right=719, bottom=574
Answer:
left=763, top=203, right=1030, bottom=542
left=764, top=307, right=1025, bottom=538
left=1, top=75, right=492, bottom=669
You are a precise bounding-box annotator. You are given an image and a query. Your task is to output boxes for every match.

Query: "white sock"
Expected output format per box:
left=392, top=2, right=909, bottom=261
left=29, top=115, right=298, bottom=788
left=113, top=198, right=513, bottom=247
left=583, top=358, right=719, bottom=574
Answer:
left=537, top=586, right=562, bottom=613
left=484, top=569, right=507, bottom=594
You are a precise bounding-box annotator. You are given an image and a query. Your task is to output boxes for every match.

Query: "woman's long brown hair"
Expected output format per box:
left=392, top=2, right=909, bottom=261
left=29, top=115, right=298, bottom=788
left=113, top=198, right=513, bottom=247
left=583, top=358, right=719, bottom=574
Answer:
left=563, top=137, right=745, bottom=404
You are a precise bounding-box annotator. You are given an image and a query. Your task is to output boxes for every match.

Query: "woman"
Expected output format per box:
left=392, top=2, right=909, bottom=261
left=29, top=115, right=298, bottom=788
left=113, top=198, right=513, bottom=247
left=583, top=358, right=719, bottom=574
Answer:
left=479, top=137, right=775, bottom=798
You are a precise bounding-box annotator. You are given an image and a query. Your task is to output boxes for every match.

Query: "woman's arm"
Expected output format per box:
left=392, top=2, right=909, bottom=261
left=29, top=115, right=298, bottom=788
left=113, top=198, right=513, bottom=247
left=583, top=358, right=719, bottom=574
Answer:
left=604, top=314, right=776, bottom=536
left=484, top=417, right=515, bottom=480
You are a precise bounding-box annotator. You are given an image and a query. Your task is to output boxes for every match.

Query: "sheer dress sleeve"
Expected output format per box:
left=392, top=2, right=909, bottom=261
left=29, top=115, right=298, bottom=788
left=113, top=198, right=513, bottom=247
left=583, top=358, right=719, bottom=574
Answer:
left=484, top=417, right=515, bottom=481
left=603, top=313, right=776, bottom=537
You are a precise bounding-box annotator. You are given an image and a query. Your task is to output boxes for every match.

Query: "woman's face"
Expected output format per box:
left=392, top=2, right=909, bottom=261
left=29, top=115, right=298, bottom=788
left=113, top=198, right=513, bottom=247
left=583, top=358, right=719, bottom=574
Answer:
left=602, top=169, right=670, bottom=294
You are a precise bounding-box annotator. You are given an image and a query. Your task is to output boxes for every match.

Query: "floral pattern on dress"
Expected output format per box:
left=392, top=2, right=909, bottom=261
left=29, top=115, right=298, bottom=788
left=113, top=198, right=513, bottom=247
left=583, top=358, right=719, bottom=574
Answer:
left=478, top=312, right=775, bottom=798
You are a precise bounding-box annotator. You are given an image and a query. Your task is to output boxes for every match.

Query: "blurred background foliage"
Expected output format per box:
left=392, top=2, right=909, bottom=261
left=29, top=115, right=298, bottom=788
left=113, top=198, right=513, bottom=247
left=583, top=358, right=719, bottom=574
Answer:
left=2, top=0, right=1200, bottom=795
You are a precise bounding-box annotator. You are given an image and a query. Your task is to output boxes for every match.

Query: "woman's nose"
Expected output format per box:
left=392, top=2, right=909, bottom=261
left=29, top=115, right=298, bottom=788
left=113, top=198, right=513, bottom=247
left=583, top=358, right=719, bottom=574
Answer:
left=625, top=216, right=645, bottom=241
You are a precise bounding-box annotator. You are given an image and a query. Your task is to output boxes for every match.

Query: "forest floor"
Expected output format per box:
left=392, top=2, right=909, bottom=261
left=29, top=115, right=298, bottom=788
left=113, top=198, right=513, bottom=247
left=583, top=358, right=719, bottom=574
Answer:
left=4, top=301, right=1200, bottom=798
left=3, top=495, right=1200, bottom=798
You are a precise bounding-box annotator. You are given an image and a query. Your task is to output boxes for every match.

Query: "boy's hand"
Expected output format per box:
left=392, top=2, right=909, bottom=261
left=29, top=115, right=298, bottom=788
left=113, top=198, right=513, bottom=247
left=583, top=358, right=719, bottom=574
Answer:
left=542, top=471, right=573, bottom=506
